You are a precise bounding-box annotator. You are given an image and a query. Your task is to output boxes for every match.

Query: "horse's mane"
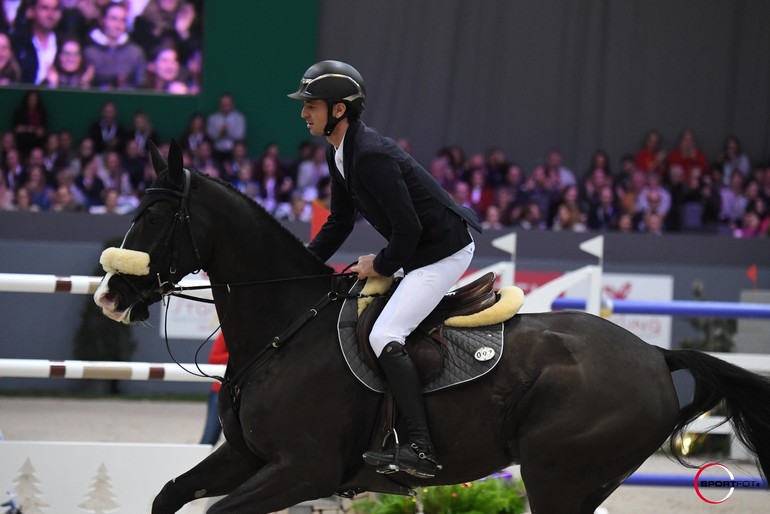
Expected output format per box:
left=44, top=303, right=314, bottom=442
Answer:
left=195, top=170, right=333, bottom=273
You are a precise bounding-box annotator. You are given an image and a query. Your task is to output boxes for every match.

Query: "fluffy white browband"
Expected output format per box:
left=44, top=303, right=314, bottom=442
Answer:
left=100, top=247, right=151, bottom=276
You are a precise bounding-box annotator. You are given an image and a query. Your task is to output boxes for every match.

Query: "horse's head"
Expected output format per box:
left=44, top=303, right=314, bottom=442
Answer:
left=94, top=140, right=211, bottom=323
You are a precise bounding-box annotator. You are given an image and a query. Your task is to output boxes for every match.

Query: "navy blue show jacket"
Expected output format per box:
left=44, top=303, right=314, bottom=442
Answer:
left=307, top=121, right=481, bottom=277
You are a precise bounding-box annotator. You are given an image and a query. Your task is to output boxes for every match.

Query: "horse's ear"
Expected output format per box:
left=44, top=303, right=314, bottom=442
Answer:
left=167, top=139, right=184, bottom=185
left=147, top=139, right=167, bottom=174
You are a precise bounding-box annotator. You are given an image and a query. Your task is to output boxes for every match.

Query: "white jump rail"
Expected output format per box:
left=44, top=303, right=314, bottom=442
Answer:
left=0, top=359, right=225, bottom=382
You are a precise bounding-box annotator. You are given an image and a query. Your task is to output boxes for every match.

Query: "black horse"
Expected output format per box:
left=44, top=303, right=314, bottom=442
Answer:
left=94, top=141, right=770, bottom=514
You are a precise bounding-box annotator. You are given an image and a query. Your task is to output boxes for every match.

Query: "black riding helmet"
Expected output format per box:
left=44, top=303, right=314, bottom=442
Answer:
left=287, top=60, right=366, bottom=136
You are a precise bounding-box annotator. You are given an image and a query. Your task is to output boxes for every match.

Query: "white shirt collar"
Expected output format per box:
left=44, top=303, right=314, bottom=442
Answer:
left=334, top=134, right=346, bottom=179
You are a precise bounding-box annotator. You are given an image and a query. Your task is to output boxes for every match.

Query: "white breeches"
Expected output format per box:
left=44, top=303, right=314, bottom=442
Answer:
left=369, top=240, right=475, bottom=357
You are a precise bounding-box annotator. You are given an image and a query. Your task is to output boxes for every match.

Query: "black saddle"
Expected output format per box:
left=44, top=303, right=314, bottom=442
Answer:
left=355, top=272, right=497, bottom=383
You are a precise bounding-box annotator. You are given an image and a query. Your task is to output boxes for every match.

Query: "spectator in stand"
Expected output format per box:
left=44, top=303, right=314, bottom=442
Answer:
left=467, top=167, right=495, bottom=218
left=13, top=185, right=40, bottom=211
left=126, top=110, right=159, bottom=154
left=484, top=146, right=507, bottom=186
left=84, top=2, right=146, bottom=89
left=760, top=166, right=770, bottom=205
left=491, top=187, right=518, bottom=226
left=581, top=166, right=611, bottom=208
left=428, top=154, right=456, bottom=193
left=667, top=129, right=707, bottom=183
left=295, top=143, right=328, bottom=199
left=481, top=204, right=503, bottom=230
left=12, top=89, right=48, bottom=158
left=450, top=180, right=472, bottom=210
left=50, top=182, right=83, bottom=211
left=206, top=92, right=246, bottom=164
left=642, top=212, right=665, bottom=235
left=275, top=191, right=312, bottom=222
left=143, top=42, right=188, bottom=93
left=192, top=138, right=220, bottom=177
left=26, top=146, right=52, bottom=185
left=74, top=154, right=104, bottom=208
left=179, top=111, right=209, bottom=155
left=99, top=148, right=133, bottom=195
left=1, top=0, right=28, bottom=36
left=3, top=147, right=24, bottom=190
left=552, top=202, right=587, bottom=232
left=617, top=212, right=635, bottom=233
left=585, top=149, right=611, bottom=179
left=254, top=153, right=292, bottom=215
left=86, top=100, right=126, bottom=153
left=545, top=149, right=576, bottom=187
left=122, top=138, right=147, bottom=191
left=719, top=171, right=747, bottom=228
left=586, top=184, right=620, bottom=232
left=618, top=169, right=648, bottom=216
left=68, top=135, right=96, bottom=176
left=522, top=164, right=559, bottom=227
left=132, top=0, right=200, bottom=66
left=54, top=128, right=75, bottom=170
left=0, top=170, right=14, bottom=209
left=199, top=331, right=228, bottom=446
left=44, top=35, right=94, bottom=88
left=634, top=129, right=667, bottom=176
left=0, top=30, right=22, bottom=84
left=88, top=187, right=121, bottom=214
left=718, top=135, right=750, bottom=186
left=12, top=0, right=62, bottom=85
left=633, top=188, right=665, bottom=233
left=41, top=131, right=60, bottom=172
left=221, top=139, right=252, bottom=181
left=637, top=172, right=671, bottom=220
left=24, top=164, right=52, bottom=210
left=518, top=201, right=547, bottom=230
left=230, top=160, right=259, bottom=199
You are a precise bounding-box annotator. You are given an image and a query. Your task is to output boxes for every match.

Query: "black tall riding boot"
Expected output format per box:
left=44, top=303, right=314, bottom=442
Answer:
left=362, top=341, right=441, bottom=478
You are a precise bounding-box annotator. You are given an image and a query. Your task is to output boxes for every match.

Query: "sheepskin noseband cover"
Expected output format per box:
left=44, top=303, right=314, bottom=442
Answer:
left=100, top=247, right=151, bottom=276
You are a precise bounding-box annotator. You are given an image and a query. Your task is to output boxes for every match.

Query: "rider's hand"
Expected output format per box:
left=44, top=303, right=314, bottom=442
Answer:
left=351, top=254, right=381, bottom=280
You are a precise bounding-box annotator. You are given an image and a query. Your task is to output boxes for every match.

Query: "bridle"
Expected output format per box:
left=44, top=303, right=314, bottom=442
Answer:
left=142, top=167, right=204, bottom=280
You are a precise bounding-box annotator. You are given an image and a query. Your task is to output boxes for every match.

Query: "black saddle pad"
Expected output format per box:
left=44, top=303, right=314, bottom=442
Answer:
left=337, top=280, right=505, bottom=393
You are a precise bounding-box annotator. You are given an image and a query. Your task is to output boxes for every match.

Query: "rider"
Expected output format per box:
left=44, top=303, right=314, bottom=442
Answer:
left=288, top=60, right=482, bottom=478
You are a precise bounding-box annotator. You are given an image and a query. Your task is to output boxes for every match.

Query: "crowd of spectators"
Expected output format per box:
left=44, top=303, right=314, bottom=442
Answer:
left=0, top=0, right=203, bottom=94
left=1, top=87, right=770, bottom=240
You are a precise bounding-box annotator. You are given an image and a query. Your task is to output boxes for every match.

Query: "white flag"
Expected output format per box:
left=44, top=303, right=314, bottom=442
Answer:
left=579, top=235, right=604, bottom=259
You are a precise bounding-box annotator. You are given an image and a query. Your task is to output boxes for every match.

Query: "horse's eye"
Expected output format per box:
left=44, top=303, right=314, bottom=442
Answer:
left=147, top=213, right=161, bottom=225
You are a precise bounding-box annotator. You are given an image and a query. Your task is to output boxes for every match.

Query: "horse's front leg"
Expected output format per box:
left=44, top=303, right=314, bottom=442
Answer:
left=152, top=441, right=260, bottom=514
left=206, top=456, right=343, bottom=514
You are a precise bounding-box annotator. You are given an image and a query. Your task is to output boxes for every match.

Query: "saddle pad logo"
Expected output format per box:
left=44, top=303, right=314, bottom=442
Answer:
left=474, top=347, right=495, bottom=361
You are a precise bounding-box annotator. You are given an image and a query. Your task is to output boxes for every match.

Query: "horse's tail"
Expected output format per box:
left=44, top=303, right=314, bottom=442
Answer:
left=660, top=348, right=770, bottom=478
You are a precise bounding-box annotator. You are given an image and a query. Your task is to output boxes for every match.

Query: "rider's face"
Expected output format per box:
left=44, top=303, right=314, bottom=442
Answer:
left=301, top=100, right=328, bottom=137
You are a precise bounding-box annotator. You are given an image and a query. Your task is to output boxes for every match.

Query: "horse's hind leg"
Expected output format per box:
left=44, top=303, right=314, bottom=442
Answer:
left=152, top=441, right=259, bottom=514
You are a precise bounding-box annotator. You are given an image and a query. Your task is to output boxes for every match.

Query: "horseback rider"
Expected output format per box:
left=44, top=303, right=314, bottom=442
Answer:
left=288, top=60, right=482, bottom=478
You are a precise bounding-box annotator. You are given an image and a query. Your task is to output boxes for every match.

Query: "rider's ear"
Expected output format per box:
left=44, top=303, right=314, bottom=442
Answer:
left=148, top=139, right=167, bottom=174
left=168, top=139, right=184, bottom=185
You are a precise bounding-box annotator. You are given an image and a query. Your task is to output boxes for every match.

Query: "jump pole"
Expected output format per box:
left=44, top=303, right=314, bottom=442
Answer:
left=551, top=297, right=770, bottom=319
left=0, top=359, right=225, bottom=382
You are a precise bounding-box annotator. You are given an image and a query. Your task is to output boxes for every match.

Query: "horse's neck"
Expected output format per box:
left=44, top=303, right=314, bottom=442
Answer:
left=211, top=276, right=331, bottom=364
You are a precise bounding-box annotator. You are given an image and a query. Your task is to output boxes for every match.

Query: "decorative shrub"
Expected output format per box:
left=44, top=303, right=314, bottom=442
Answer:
left=351, top=477, right=527, bottom=514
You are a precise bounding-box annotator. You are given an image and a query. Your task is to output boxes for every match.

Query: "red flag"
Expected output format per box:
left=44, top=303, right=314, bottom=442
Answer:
left=747, top=264, right=758, bottom=289
left=310, top=200, right=330, bottom=241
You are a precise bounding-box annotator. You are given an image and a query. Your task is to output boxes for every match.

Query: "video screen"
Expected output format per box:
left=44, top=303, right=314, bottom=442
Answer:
left=0, top=0, right=205, bottom=95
